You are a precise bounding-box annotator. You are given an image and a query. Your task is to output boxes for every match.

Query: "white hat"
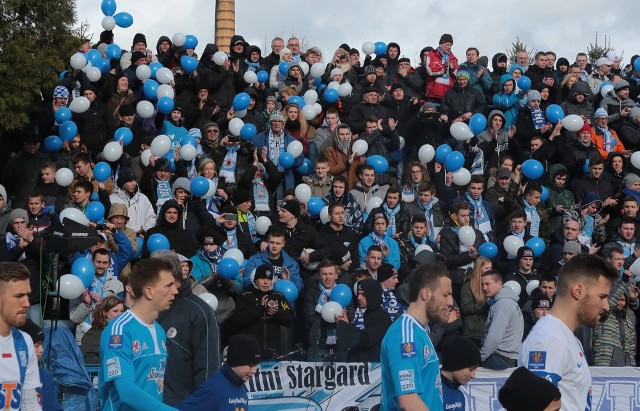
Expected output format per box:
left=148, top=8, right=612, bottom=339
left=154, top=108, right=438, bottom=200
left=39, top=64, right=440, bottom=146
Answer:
left=330, top=68, right=343, bottom=77
left=595, top=57, right=613, bottom=67
left=606, top=51, right=621, bottom=62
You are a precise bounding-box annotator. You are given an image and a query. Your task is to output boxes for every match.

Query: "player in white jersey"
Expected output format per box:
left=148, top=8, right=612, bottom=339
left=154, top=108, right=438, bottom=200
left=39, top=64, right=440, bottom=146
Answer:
left=519, top=254, right=617, bottom=411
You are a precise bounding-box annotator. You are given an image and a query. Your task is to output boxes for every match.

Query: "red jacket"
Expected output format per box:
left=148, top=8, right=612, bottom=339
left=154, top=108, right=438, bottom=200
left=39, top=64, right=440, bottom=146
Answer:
left=425, top=48, right=459, bottom=100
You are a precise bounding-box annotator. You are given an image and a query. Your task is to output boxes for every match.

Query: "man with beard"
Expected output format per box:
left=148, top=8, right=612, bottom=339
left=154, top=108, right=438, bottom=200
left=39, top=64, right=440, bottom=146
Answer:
left=519, top=254, right=618, bottom=411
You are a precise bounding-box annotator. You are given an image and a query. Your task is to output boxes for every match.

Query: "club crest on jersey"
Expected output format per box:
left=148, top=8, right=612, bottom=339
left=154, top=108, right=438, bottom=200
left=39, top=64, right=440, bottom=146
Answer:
left=109, top=334, right=122, bottom=349
left=18, top=350, right=26, bottom=367
left=401, top=342, right=416, bottom=358
left=133, top=340, right=141, bottom=355
left=166, top=327, right=177, bottom=339
left=528, top=351, right=547, bottom=370
left=424, top=345, right=431, bottom=360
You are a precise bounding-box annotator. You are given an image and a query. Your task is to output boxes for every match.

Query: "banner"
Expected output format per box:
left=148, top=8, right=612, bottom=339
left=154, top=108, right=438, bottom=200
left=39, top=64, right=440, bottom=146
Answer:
left=247, top=362, right=640, bottom=410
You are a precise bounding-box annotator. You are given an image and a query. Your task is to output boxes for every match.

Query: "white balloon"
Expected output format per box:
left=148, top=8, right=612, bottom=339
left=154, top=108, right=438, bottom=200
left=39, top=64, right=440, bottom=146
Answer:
left=151, top=135, right=171, bottom=157
left=629, top=257, right=640, bottom=276
left=352, top=140, right=368, bottom=156
left=320, top=206, right=330, bottom=224
left=503, top=280, right=522, bottom=300
left=141, top=149, right=152, bottom=167
left=302, top=105, right=317, bottom=121
left=244, top=71, right=258, bottom=84
left=156, top=84, right=175, bottom=99
left=600, top=84, right=614, bottom=98
left=136, top=100, right=155, bottom=118
left=70, top=53, right=87, bottom=70
left=233, top=109, right=247, bottom=119
left=295, top=184, right=312, bottom=203
left=255, top=216, right=272, bottom=236
left=102, top=141, right=123, bottom=162
left=313, top=103, right=323, bottom=116
left=59, top=208, right=89, bottom=225
left=631, top=152, right=640, bottom=169
left=310, top=63, right=325, bottom=78
left=287, top=140, right=303, bottom=157
left=69, top=96, right=90, bottom=113
left=526, top=280, right=540, bottom=297
left=399, top=136, right=406, bottom=150
left=362, top=41, right=375, bottom=55
left=302, top=248, right=319, bottom=271
left=172, top=33, right=186, bottom=47
left=81, top=61, right=92, bottom=73
left=202, top=179, right=216, bottom=199
left=58, top=274, right=86, bottom=299
left=55, top=168, right=74, bottom=187
left=562, top=114, right=585, bottom=132
left=338, top=83, right=353, bottom=97
left=155, top=67, right=174, bottom=85
left=86, top=67, right=101, bottom=82
left=503, top=235, right=525, bottom=256
left=320, top=301, right=343, bottom=323
left=457, top=226, right=476, bottom=247
left=328, top=81, right=340, bottom=90
left=213, top=51, right=227, bottom=66
left=452, top=168, right=471, bottom=186
left=101, top=16, right=116, bottom=31
left=304, top=90, right=318, bottom=105
left=228, top=118, right=244, bottom=136
left=365, top=197, right=383, bottom=214
left=450, top=122, right=474, bottom=141
left=198, top=292, right=218, bottom=311
left=418, top=144, right=435, bottom=163
left=414, top=244, right=433, bottom=255
left=136, top=64, right=151, bottom=81
left=180, top=144, right=197, bottom=161
left=97, top=43, right=108, bottom=56
left=223, top=249, right=244, bottom=266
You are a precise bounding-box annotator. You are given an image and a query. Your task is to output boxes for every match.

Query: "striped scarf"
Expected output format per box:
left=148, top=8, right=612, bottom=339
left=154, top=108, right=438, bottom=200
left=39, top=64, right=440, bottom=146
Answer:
left=383, top=203, right=401, bottom=236
left=522, top=198, right=540, bottom=237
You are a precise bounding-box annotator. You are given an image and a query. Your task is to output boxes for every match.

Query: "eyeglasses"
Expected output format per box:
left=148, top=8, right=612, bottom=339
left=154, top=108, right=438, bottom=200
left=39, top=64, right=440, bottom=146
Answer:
left=207, top=129, right=219, bottom=133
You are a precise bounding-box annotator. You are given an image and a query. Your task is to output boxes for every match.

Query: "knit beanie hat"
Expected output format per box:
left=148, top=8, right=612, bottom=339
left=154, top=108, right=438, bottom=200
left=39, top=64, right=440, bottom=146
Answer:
left=516, top=246, right=534, bottom=260
left=18, top=319, right=44, bottom=345
left=279, top=200, right=300, bottom=218
left=439, top=33, right=453, bottom=45
left=130, top=51, right=147, bottom=65
left=9, top=209, right=28, bottom=223
left=456, top=69, right=470, bottom=80
left=132, top=33, right=147, bottom=47
left=377, top=263, right=397, bottom=283
left=527, top=90, right=541, bottom=101
left=227, top=334, right=262, bottom=366
left=363, top=65, right=376, bottom=75
left=253, top=264, right=273, bottom=281
left=530, top=293, right=552, bottom=310
left=329, top=246, right=351, bottom=266
left=499, top=367, right=561, bottom=411
left=594, top=107, right=609, bottom=119
left=233, top=189, right=252, bottom=205
left=116, top=167, right=136, bottom=188
left=624, top=173, right=640, bottom=188
left=441, top=336, right=481, bottom=371
left=269, top=111, right=285, bottom=123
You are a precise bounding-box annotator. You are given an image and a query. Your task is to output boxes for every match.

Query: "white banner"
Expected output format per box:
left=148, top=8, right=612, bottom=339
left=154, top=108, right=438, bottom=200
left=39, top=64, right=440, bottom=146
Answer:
left=247, top=362, right=640, bottom=410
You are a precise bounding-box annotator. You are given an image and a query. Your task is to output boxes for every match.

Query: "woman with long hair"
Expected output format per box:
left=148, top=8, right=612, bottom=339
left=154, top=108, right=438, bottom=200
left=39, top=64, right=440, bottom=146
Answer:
left=81, top=296, right=125, bottom=364
left=401, top=161, right=430, bottom=203
left=325, top=124, right=362, bottom=190
left=198, top=157, right=227, bottom=217
left=283, top=103, right=317, bottom=160
left=459, top=256, right=492, bottom=347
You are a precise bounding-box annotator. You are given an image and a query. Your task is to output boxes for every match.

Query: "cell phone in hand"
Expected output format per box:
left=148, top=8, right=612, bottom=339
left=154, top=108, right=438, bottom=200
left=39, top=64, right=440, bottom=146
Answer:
left=226, top=213, right=238, bottom=221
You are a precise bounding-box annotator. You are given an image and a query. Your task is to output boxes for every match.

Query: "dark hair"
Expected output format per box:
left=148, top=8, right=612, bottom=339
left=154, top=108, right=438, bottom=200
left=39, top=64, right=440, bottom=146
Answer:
left=315, top=155, right=329, bottom=165
left=539, top=274, right=557, bottom=284
left=130, top=258, right=175, bottom=299
left=481, top=269, right=503, bottom=282
left=452, top=201, right=470, bottom=214
left=535, top=51, right=546, bottom=60
left=622, top=196, right=638, bottom=204
left=620, top=216, right=637, bottom=227
left=523, top=183, right=542, bottom=196
left=469, top=175, right=485, bottom=186
left=386, top=186, right=400, bottom=196
left=590, top=158, right=605, bottom=167
left=466, top=47, right=479, bottom=55
left=318, top=259, right=337, bottom=271
left=411, top=214, right=427, bottom=225
left=367, top=245, right=383, bottom=256
left=0, top=262, right=30, bottom=286
left=408, top=263, right=450, bottom=302
left=40, top=161, right=57, bottom=172
left=332, top=175, right=347, bottom=186
left=328, top=202, right=345, bottom=214
left=606, top=246, right=625, bottom=258
left=74, top=180, right=94, bottom=194
left=357, top=164, right=375, bottom=176
left=27, top=192, right=44, bottom=202
left=508, top=210, right=527, bottom=221
left=91, top=296, right=124, bottom=330
left=72, top=152, right=91, bottom=165
left=556, top=254, right=618, bottom=297
left=267, top=226, right=286, bottom=239
left=325, top=107, right=339, bottom=116
left=417, top=181, right=435, bottom=194
left=92, top=248, right=110, bottom=261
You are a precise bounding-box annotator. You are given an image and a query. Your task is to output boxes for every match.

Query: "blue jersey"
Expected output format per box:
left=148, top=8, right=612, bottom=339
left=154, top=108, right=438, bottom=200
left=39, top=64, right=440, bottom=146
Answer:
left=380, top=313, right=442, bottom=411
left=99, top=311, right=168, bottom=410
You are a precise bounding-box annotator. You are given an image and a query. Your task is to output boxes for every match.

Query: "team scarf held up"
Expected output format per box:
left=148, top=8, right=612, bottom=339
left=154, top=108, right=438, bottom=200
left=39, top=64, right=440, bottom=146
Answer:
left=220, top=145, right=240, bottom=183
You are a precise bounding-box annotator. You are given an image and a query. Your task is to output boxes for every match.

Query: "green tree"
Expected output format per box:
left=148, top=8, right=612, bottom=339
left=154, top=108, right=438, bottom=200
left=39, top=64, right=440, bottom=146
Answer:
left=506, top=37, right=536, bottom=66
left=0, top=0, right=80, bottom=137
left=586, top=33, right=620, bottom=66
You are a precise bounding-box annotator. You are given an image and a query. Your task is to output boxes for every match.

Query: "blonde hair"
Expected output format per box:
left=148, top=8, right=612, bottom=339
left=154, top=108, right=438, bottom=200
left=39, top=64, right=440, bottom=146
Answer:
left=469, top=256, right=491, bottom=302
left=284, top=103, right=315, bottom=141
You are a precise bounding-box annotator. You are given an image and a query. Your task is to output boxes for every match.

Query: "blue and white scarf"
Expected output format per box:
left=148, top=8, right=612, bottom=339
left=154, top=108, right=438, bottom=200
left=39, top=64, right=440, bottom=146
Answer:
left=268, top=130, right=285, bottom=171
left=220, top=146, right=240, bottom=183
left=466, top=194, right=491, bottom=240
left=596, top=126, right=617, bottom=153
left=435, top=48, right=451, bottom=85
left=580, top=214, right=595, bottom=246
left=315, top=283, right=332, bottom=313
left=522, top=198, right=541, bottom=237
left=382, top=289, right=406, bottom=322
left=409, top=233, right=427, bottom=248
left=155, top=179, right=172, bottom=214
left=253, top=178, right=270, bottom=212
left=530, top=107, right=546, bottom=129
left=371, top=232, right=386, bottom=247
left=352, top=307, right=366, bottom=330
left=6, top=233, right=25, bottom=261
left=222, top=228, right=238, bottom=252
left=383, top=203, right=401, bottom=236
left=415, top=199, right=436, bottom=241
left=617, top=239, right=635, bottom=258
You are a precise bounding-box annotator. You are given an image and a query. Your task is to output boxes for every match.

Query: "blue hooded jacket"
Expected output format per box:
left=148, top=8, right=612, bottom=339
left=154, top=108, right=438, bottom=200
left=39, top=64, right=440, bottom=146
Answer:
left=492, top=74, right=524, bottom=128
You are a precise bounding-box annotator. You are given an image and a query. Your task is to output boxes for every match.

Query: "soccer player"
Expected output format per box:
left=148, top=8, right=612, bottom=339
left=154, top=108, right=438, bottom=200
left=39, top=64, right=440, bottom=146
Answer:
left=99, top=258, right=179, bottom=411
left=380, top=263, right=453, bottom=410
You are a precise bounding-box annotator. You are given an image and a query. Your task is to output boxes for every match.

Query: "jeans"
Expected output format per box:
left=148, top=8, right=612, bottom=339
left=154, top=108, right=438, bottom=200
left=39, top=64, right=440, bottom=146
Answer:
left=482, top=352, right=517, bottom=370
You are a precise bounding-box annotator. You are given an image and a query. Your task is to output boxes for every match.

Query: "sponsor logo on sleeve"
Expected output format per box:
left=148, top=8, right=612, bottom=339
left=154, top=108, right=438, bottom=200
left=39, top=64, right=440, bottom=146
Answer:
left=107, top=357, right=121, bottom=378
left=399, top=369, right=415, bottom=392
left=528, top=350, right=546, bottom=370
left=109, top=335, right=122, bottom=349
left=400, top=342, right=416, bottom=358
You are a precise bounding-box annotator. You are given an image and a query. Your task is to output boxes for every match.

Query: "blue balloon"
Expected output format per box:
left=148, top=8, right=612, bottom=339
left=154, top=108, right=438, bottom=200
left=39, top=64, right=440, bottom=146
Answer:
left=274, top=279, right=299, bottom=304
left=445, top=151, right=464, bottom=172
left=278, top=61, right=289, bottom=76
left=114, top=127, right=133, bottom=146
left=157, top=97, right=174, bottom=114
left=44, top=136, right=63, bottom=152
left=59, top=120, right=78, bottom=141
left=184, top=35, right=198, bottom=50
left=545, top=104, right=564, bottom=124
left=599, top=81, right=613, bottom=91
left=307, top=197, right=325, bottom=216
left=526, top=237, right=546, bottom=257
left=113, top=12, right=133, bottom=28
left=390, top=150, right=403, bottom=162
left=93, top=162, right=111, bottom=182
left=366, top=155, right=389, bottom=174
left=105, top=44, right=121, bottom=59
left=478, top=242, right=498, bottom=259
left=232, top=92, right=251, bottom=111
left=374, top=41, right=387, bottom=55
left=288, top=96, right=305, bottom=108
left=540, top=186, right=549, bottom=202
left=313, top=76, right=322, bottom=86
left=190, top=176, right=209, bottom=197
left=240, top=123, right=257, bottom=140
left=317, top=83, right=327, bottom=94
left=218, top=258, right=239, bottom=279
left=181, top=135, right=197, bottom=147
left=85, top=201, right=106, bottom=223
left=59, top=70, right=68, bottom=81
left=147, top=233, right=170, bottom=253
left=256, top=70, right=269, bottom=83
left=90, top=193, right=99, bottom=202
left=469, top=113, right=487, bottom=135
left=278, top=152, right=295, bottom=168
left=434, top=144, right=452, bottom=164
left=295, top=158, right=313, bottom=175
left=97, top=58, right=111, bottom=73
left=634, top=58, right=640, bottom=73
left=180, top=56, right=198, bottom=73
left=85, top=49, right=101, bottom=66
left=54, top=107, right=72, bottom=123
left=330, top=284, right=352, bottom=307
left=323, top=88, right=339, bottom=103
left=522, top=159, right=544, bottom=180
left=101, top=0, right=116, bottom=16
left=72, top=258, right=95, bottom=288
left=131, top=237, right=144, bottom=260
left=517, top=76, right=532, bottom=90
left=149, top=62, right=163, bottom=79
left=143, top=79, right=159, bottom=100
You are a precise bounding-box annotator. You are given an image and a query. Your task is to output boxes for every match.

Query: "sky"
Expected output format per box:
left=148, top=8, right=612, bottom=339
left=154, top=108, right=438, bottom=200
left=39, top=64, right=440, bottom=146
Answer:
left=77, top=1, right=640, bottom=68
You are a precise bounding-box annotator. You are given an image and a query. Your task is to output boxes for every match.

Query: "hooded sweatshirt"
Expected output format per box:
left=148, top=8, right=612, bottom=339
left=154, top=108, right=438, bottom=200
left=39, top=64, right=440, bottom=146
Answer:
left=142, top=200, right=197, bottom=258
left=480, top=285, right=523, bottom=361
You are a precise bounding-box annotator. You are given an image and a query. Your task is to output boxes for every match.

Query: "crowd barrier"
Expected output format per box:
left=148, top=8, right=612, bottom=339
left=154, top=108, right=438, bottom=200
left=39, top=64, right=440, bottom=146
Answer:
left=246, top=361, right=640, bottom=410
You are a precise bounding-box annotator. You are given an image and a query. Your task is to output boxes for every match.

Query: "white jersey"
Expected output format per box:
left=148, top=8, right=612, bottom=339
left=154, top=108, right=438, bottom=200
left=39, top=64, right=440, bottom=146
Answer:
left=519, top=314, right=592, bottom=411
left=0, top=331, right=41, bottom=411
